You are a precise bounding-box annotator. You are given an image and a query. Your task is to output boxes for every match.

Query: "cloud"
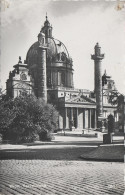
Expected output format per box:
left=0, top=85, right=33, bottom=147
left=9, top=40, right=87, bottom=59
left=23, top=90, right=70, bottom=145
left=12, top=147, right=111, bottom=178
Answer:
left=1, top=0, right=125, bottom=94
left=48, top=1, right=85, bottom=17
left=1, top=0, right=49, bottom=28
left=48, top=1, right=117, bottom=17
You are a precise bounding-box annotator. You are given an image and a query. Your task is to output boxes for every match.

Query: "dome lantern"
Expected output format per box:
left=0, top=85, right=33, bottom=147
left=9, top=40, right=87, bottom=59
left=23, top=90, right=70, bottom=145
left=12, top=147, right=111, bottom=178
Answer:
left=44, top=13, right=50, bottom=26
left=41, top=14, right=52, bottom=38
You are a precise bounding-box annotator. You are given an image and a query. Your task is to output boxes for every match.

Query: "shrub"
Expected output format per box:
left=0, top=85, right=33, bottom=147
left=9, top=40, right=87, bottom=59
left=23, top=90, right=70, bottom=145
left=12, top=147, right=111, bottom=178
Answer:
left=0, top=134, right=2, bottom=143
left=0, top=94, right=58, bottom=143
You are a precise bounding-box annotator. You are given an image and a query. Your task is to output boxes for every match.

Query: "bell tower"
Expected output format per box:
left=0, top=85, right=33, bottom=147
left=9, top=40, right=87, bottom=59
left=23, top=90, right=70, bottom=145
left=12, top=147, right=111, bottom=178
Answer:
left=91, top=43, right=105, bottom=127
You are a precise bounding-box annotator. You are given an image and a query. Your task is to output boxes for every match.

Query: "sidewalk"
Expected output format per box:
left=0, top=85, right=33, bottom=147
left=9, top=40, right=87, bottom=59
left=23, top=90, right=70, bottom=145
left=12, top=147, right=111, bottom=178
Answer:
left=0, top=134, right=124, bottom=162
left=0, top=134, right=123, bottom=149
left=0, top=135, right=104, bottom=150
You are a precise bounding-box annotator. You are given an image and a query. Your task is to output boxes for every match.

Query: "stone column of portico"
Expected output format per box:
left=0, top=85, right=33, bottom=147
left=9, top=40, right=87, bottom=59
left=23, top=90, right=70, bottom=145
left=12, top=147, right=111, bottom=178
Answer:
left=76, top=108, right=78, bottom=129
left=85, top=109, right=88, bottom=129
left=91, top=43, right=104, bottom=129
left=94, top=109, right=97, bottom=129
left=89, top=109, right=92, bottom=129
left=70, top=108, right=73, bottom=130
left=83, top=109, right=85, bottom=129
left=63, top=107, right=67, bottom=130
left=71, top=108, right=73, bottom=120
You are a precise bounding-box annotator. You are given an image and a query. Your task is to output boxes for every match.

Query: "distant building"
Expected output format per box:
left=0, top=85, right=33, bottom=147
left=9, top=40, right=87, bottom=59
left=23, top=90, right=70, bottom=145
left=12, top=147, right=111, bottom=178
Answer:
left=6, top=57, right=32, bottom=98
left=6, top=16, right=122, bottom=132
left=117, top=95, right=125, bottom=132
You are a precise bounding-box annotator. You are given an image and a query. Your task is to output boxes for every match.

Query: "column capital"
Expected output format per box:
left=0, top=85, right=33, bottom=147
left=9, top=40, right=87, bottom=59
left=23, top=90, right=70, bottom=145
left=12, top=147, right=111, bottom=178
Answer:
left=91, top=43, right=104, bottom=61
left=91, top=54, right=104, bottom=61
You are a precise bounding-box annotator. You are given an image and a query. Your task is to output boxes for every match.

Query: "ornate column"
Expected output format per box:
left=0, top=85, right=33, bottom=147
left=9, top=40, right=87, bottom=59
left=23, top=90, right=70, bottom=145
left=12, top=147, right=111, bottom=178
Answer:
left=37, top=32, right=47, bottom=103
left=91, top=43, right=105, bottom=129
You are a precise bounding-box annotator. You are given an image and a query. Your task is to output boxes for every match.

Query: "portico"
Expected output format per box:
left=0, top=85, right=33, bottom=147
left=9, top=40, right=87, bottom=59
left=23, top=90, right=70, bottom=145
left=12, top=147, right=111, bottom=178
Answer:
left=58, top=94, right=96, bottom=130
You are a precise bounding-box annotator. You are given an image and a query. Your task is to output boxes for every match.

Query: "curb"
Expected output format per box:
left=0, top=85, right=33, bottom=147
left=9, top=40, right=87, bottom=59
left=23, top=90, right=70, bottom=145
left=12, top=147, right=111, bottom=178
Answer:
left=80, top=155, right=124, bottom=162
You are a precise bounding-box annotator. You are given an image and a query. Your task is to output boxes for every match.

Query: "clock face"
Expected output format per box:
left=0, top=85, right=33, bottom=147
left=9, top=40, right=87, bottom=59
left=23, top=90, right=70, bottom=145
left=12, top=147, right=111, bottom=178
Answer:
left=20, top=73, right=27, bottom=80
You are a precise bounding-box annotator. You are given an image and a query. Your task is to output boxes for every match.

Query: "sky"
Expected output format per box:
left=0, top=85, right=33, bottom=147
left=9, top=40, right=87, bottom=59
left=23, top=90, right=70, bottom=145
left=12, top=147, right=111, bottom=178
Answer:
left=1, top=0, right=125, bottom=94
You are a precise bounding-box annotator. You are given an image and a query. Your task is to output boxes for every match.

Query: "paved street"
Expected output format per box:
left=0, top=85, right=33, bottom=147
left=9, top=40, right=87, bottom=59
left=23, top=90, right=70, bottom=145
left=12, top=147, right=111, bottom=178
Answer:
left=0, top=135, right=124, bottom=195
left=0, top=143, right=124, bottom=195
left=0, top=160, right=124, bottom=195
left=0, top=136, right=124, bottom=195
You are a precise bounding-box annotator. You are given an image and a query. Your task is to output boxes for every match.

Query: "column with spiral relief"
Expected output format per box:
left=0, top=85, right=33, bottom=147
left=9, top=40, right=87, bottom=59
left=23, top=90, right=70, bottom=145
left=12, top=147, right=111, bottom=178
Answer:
left=91, top=43, right=104, bottom=129
left=37, top=32, right=47, bottom=103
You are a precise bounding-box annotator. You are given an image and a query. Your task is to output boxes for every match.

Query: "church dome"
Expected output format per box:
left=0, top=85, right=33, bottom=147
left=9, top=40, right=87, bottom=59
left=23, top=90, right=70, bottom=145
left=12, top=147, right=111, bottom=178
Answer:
left=26, top=15, right=74, bottom=90
left=26, top=37, right=71, bottom=66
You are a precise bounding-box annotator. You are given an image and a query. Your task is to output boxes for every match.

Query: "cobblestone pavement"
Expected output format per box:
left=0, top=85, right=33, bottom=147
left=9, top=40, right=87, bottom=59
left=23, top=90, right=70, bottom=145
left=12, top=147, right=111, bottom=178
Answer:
left=0, top=160, right=124, bottom=195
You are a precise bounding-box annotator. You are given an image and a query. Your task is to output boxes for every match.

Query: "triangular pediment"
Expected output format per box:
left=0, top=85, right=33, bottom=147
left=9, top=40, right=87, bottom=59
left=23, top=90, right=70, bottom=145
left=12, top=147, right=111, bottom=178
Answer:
left=66, top=94, right=96, bottom=104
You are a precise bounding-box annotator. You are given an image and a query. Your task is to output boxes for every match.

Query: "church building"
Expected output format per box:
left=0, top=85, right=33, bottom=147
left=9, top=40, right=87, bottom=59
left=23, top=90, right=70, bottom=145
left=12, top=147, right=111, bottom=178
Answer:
left=6, top=16, right=119, bottom=132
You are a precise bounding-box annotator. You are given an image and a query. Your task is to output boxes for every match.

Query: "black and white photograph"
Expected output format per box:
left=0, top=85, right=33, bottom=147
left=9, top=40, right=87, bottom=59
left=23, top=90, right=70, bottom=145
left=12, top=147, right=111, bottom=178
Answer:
left=0, top=0, right=125, bottom=194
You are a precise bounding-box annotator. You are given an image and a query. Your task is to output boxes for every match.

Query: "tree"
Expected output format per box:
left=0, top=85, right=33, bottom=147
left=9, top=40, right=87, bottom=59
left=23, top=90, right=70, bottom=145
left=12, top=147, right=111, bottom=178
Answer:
left=109, top=91, right=124, bottom=132
left=108, top=91, right=124, bottom=107
left=108, top=91, right=119, bottom=105
left=0, top=94, right=58, bottom=143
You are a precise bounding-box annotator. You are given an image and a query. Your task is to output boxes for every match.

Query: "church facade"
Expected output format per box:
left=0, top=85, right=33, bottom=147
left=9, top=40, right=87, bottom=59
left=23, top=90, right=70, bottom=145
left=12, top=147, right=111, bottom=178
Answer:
left=6, top=16, right=120, bottom=132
